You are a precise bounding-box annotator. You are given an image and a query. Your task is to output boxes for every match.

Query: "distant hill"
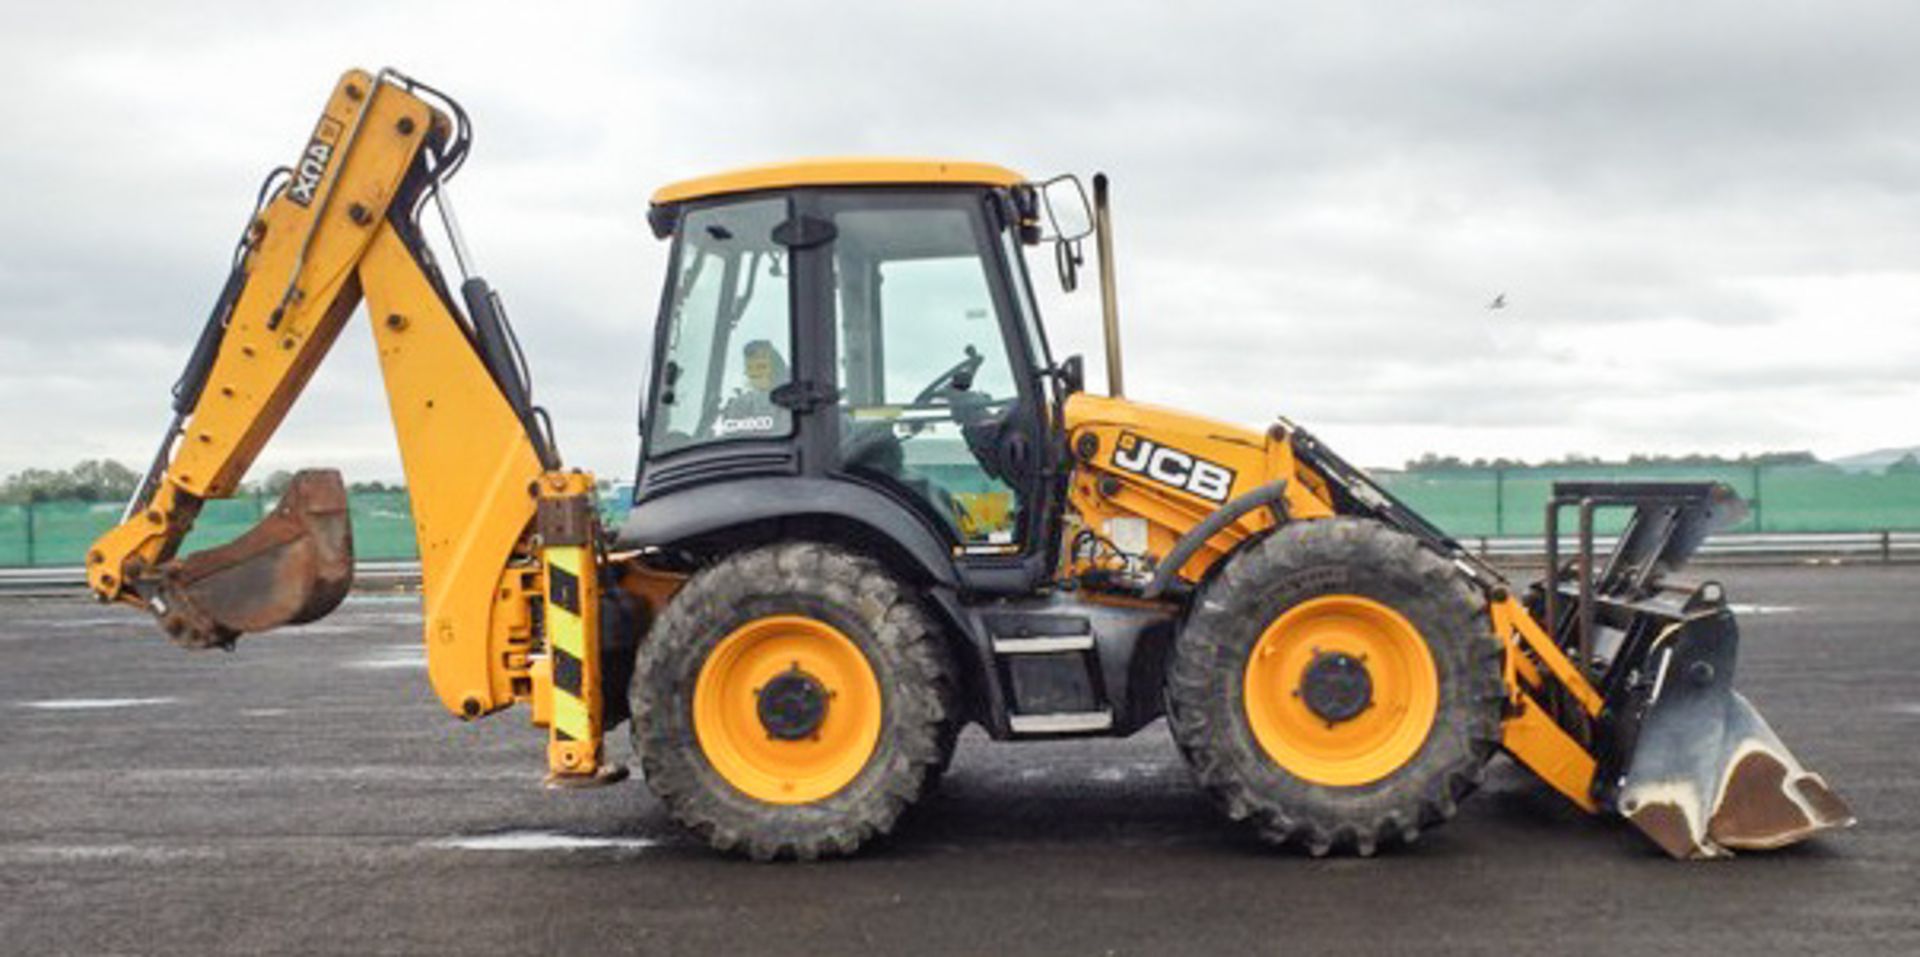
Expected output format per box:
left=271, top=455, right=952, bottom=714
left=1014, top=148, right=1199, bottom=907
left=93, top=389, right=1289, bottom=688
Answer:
left=1831, top=446, right=1920, bottom=473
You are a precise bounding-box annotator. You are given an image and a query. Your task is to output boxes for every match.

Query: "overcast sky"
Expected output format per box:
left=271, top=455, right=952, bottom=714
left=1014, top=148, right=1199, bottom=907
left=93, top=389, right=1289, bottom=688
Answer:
left=4, top=1, right=1919, bottom=482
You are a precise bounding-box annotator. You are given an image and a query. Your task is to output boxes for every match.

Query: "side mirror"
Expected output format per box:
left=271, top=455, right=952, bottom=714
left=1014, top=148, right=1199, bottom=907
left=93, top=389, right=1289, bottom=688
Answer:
left=1055, top=240, right=1083, bottom=293
left=1057, top=354, right=1085, bottom=395
left=1038, top=175, right=1094, bottom=242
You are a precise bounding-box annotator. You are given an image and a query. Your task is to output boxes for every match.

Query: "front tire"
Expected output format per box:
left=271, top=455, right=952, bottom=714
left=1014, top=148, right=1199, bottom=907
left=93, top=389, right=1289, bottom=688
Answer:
left=632, top=543, right=958, bottom=860
left=1166, top=518, right=1504, bottom=856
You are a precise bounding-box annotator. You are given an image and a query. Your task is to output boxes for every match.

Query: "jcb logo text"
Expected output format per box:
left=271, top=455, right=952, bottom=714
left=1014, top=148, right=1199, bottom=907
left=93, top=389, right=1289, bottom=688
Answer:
left=288, top=119, right=343, bottom=207
left=1110, top=433, right=1236, bottom=503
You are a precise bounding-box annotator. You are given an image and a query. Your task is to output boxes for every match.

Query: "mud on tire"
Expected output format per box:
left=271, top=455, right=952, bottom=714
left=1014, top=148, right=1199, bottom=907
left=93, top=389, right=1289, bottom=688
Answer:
left=1165, top=518, right=1505, bottom=856
left=631, top=543, right=959, bottom=861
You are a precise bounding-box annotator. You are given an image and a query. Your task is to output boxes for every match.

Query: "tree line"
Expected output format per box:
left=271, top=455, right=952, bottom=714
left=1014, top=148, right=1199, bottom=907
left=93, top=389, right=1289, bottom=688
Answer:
left=0, top=460, right=404, bottom=504
left=1401, top=450, right=1825, bottom=472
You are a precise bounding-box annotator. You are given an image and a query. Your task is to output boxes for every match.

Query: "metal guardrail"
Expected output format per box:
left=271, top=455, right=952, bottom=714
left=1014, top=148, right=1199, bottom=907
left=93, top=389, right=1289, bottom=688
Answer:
left=0, top=560, right=423, bottom=594
left=1460, top=530, right=1920, bottom=563
left=3, top=533, right=1916, bottom=594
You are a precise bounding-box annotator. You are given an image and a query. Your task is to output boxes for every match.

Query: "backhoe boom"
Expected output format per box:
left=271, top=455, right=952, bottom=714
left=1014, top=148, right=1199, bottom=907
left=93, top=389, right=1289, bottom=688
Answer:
left=86, top=69, right=614, bottom=783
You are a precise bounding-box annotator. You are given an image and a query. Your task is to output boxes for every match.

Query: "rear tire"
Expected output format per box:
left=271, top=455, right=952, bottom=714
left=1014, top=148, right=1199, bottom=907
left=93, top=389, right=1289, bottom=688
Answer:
left=1166, top=518, right=1504, bottom=856
left=632, top=543, right=958, bottom=860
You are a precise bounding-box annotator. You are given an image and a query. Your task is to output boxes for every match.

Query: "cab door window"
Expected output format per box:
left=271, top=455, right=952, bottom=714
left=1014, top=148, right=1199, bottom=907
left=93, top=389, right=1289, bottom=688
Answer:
left=828, top=194, right=1034, bottom=548
left=649, top=198, right=793, bottom=455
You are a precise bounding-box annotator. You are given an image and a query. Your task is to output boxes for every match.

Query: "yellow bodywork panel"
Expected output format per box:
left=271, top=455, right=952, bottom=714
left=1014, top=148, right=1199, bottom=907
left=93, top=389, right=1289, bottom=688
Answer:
left=1489, top=593, right=1606, bottom=810
left=360, top=224, right=545, bottom=718
left=1491, top=594, right=1604, bottom=717
left=1063, top=393, right=1334, bottom=584
left=1502, top=695, right=1600, bottom=813
left=170, top=73, right=428, bottom=501
left=651, top=157, right=1025, bottom=205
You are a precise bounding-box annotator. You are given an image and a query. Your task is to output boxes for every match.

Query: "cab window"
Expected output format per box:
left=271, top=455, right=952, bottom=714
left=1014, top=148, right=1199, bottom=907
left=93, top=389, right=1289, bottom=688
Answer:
left=649, top=198, right=793, bottom=454
left=828, top=193, right=1033, bottom=548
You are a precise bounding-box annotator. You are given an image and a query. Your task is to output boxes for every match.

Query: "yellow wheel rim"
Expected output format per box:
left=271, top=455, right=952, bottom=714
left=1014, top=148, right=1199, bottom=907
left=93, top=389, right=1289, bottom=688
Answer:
left=693, top=615, right=883, bottom=804
left=1242, top=595, right=1440, bottom=787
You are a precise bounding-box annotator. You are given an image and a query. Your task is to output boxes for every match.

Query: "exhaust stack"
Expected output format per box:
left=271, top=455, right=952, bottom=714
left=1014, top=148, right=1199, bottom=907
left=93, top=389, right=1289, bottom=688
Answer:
left=1093, top=173, right=1124, bottom=398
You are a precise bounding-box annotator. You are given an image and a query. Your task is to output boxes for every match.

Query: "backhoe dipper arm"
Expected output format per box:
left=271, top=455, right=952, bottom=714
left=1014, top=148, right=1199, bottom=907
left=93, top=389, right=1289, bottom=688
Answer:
left=86, top=69, right=612, bottom=781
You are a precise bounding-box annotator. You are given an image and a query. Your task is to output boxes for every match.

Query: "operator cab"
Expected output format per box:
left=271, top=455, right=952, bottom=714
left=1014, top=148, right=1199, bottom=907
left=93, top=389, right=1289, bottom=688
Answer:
left=630, top=159, right=1066, bottom=588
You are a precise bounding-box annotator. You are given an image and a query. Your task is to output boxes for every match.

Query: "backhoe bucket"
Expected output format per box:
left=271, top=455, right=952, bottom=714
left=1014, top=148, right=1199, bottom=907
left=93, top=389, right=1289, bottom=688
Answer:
left=149, top=469, right=354, bottom=649
left=1614, top=611, right=1854, bottom=859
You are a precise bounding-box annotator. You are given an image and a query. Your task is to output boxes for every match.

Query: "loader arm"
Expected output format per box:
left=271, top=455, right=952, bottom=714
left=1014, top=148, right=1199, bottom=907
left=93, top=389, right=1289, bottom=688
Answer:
left=86, top=69, right=615, bottom=783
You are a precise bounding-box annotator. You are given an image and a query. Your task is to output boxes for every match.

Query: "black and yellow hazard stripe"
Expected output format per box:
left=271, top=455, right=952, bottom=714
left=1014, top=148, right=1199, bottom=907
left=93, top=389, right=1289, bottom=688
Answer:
left=545, top=550, right=592, bottom=745
left=535, top=472, right=603, bottom=780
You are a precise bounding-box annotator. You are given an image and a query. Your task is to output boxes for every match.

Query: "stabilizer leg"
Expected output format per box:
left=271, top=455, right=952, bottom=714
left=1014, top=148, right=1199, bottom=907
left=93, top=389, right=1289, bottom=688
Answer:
left=535, top=471, right=626, bottom=787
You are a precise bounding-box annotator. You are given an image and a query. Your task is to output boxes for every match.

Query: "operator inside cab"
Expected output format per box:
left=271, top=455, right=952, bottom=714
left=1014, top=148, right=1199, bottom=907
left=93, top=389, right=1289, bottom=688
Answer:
left=714, top=339, right=789, bottom=439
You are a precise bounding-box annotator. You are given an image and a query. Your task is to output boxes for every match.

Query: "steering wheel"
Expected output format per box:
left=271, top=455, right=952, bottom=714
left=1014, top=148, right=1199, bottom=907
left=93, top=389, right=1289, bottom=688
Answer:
left=842, top=346, right=990, bottom=473
left=912, top=346, right=986, bottom=407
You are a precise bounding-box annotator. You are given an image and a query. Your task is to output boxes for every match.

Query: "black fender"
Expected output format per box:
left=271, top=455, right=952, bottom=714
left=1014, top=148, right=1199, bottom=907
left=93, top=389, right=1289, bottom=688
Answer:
left=1141, top=479, right=1290, bottom=599
left=614, top=476, right=959, bottom=589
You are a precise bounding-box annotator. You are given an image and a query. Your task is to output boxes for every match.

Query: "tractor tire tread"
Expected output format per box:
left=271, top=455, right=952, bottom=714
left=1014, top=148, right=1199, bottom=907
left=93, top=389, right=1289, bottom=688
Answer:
left=1166, top=517, right=1504, bottom=856
left=631, top=542, right=958, bottom=861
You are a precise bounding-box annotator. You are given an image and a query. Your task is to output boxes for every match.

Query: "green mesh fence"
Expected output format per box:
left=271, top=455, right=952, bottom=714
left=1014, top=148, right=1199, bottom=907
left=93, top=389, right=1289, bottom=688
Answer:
left=0, top=490, right=631, bottom=568
left=1375, top=464, right=1920, bottom=538
left=4, top=467, right=1918, bottom=567
left=0, top=504, right=28, bottom=566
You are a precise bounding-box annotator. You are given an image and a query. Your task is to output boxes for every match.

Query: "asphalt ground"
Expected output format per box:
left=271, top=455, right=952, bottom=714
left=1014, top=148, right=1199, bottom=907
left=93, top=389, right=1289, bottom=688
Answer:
left=1, top=564, right=1915, bottom=955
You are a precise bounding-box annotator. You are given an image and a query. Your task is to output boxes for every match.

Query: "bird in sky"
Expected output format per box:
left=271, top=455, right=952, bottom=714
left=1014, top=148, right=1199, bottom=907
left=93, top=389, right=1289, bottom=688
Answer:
left=1487, top=292, right=1507, bottom=310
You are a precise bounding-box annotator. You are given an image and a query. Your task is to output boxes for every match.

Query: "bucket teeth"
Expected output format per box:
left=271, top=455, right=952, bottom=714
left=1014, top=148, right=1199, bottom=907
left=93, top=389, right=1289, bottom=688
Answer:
left=1614, top=613, right=1853, bottom=859
left=147, top=469, right=354, bottom=649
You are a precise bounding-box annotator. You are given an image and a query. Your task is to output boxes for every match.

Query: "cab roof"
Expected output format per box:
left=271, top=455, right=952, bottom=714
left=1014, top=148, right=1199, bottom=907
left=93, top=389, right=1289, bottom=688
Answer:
left=650, top=157, right=1026, bottom=205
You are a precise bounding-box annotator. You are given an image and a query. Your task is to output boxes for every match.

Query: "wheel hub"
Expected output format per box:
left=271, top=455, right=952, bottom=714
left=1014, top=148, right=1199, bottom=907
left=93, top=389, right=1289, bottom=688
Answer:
left=757, top=665, right=830, bottom=740
left=1299, top=651, right=1373, bottom=725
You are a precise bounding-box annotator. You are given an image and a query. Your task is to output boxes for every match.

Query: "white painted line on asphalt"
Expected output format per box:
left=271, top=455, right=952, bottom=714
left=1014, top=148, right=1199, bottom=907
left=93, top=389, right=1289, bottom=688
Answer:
left=242, top=707, right=292, bottom=717
left=0, top=843, right=222, bottom=864
left=22, top=765, right=518, bottom=786
left=343, top=593, right=425, bottom=606
left=1886, top=703, right=1920, bottom=716
left=1728, top=604, right=1801, bottom=615
left=426, top=830, right=660, bottom=852
left=346, top=645, right=426, bottom=669
left=18, top=697, right=177, bottom=710
left=1091, top=761, right=1173, bottom=784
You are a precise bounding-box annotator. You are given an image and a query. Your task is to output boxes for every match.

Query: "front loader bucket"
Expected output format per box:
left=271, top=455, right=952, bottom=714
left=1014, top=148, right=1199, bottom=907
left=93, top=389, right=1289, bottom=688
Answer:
left=149, top=469, right=354, bottom=649
left=1527, top=481, right=1851, bottom=858
left=1614, top=611, right=1854, bottom=859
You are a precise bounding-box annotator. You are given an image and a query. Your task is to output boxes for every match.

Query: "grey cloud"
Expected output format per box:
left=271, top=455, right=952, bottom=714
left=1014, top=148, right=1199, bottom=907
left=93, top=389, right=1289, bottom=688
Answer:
left=3, top=0, right=1918, bottom=481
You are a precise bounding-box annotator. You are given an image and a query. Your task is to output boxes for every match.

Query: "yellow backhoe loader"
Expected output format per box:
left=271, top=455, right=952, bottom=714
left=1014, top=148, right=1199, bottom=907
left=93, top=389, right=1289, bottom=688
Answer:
left=87, top=68, right=1852, bottom=860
